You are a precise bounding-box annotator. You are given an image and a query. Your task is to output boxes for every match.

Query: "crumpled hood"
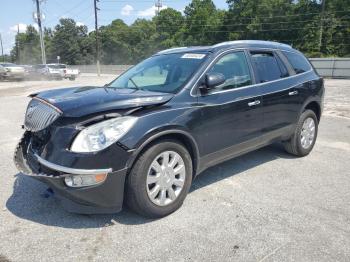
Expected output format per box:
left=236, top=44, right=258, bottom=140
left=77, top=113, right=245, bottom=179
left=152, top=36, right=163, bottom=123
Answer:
left=33, top=86, right=174, bottom=117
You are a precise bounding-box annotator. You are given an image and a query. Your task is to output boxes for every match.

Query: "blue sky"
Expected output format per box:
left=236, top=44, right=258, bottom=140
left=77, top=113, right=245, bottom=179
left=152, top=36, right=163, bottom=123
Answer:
left=0, top=0, right=228, bottom=55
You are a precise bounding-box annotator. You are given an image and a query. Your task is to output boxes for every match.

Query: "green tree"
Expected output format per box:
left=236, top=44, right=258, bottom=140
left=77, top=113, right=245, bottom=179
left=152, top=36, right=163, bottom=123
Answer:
left=100, top=19, right=132, bottom=64
left=51, top=18, right=93, bottom=65
left=153, top=8, right=185, bottom=48
left=183, top=0, right=224, bottom=45
left=11, top=25, right=41, bottom=64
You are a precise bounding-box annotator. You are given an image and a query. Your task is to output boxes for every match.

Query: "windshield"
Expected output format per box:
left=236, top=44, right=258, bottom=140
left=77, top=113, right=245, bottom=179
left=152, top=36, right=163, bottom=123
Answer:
left=108, top=53, right=207, bottom=93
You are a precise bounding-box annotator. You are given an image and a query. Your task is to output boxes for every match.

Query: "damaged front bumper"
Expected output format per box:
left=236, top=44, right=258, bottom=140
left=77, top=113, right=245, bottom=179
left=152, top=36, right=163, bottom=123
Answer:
left=14, top=133, right=128, bottom=214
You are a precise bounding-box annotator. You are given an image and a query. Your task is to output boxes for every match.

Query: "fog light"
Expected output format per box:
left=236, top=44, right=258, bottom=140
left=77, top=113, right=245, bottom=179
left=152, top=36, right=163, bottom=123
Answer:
left=65, top=173, right=107, bottom=187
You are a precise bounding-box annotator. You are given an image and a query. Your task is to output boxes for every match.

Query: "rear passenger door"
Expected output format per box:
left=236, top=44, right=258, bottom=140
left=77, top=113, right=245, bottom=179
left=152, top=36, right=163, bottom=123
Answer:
left=249, top=50, right=301, bottom=140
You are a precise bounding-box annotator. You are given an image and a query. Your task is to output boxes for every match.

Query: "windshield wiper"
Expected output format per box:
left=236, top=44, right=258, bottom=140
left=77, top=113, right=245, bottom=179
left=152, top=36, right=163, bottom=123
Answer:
left=129, top=77, right=139, bottom=89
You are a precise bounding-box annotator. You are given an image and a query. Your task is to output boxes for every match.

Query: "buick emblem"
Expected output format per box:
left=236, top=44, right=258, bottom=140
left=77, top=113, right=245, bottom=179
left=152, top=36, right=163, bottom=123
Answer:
left=26, top=105, right=36, bottom=119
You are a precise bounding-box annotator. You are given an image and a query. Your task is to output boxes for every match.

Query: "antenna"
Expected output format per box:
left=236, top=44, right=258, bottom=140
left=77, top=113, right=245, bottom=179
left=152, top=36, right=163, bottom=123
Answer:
left=155, top=0, right=162, bottom=16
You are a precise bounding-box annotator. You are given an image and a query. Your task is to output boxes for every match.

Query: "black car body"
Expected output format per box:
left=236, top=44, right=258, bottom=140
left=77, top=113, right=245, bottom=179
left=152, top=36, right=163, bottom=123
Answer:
left=14, top=41, right=324, bottom=217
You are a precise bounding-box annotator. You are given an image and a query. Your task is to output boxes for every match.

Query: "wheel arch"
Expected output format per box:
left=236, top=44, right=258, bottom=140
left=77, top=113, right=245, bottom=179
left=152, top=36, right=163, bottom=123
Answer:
left=125, top=129, right=200, bottom=179
left=302, top=100, right=321, bottom=122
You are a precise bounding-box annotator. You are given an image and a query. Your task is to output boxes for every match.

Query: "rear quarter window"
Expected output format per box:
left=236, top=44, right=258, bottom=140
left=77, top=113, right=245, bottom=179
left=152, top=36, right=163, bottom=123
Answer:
left=282, top=51, right=312, bottom=74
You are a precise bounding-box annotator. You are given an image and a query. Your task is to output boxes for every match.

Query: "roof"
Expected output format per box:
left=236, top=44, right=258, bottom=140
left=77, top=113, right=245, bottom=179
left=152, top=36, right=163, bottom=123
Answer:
left=156, top=40, right=293, bottom=55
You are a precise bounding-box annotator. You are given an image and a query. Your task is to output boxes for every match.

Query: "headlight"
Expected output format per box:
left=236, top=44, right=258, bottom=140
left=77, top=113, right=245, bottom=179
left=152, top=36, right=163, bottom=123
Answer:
left=71, top=116, right=137, bottom=153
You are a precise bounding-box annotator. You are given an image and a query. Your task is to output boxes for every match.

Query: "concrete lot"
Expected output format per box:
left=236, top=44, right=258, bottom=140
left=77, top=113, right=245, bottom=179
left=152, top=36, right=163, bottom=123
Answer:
left=0, top=77, right=349, bottom=262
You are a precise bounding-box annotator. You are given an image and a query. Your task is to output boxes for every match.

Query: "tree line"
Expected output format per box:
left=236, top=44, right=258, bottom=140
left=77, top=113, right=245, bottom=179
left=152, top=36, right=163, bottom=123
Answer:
left=8, top=0, right=350, bottom=65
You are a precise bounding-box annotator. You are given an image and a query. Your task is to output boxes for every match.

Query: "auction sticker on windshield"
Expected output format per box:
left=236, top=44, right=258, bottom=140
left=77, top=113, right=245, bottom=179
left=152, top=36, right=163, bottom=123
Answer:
left=181, top=53, right=206, bottom=59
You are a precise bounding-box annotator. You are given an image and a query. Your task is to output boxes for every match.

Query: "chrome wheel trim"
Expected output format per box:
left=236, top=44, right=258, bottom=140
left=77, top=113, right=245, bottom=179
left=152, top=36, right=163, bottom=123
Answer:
left=146, top=151, right=186, bottom=207
left=300, top=117, right=316, bottom=149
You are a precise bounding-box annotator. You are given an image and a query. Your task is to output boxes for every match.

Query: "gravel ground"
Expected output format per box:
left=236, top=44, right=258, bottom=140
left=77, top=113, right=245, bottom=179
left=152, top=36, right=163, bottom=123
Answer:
left=0, top=77, right=349, bottom=262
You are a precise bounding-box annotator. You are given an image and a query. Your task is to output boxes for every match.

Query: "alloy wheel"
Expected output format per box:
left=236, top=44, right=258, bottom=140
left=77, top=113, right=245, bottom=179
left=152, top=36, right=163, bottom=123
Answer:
left=300, top=117, right=316, bottom=149
left=146, top=151, right=186, bottom=206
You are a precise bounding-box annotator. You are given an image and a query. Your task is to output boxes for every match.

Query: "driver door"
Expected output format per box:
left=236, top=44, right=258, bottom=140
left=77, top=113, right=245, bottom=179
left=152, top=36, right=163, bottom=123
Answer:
left=196, top=51, right=264, bottom=167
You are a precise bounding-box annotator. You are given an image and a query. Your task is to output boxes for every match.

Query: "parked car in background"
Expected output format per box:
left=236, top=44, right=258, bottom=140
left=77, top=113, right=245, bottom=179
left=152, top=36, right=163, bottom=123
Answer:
left=47, top=63, right=80, bottom=80
left=0, top=63, right=26, bottom=80
left=0, top=65, right=6, bottom=80
left=14, top=41, right=324, bottom=218
left=31, top=64, right=64, bottom=80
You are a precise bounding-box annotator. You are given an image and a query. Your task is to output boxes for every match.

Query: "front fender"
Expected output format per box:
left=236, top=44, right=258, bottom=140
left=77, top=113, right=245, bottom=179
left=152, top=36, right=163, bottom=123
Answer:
left=126, top=127, right=199, bottom=171
left=119, top=107, right=202, bottom=174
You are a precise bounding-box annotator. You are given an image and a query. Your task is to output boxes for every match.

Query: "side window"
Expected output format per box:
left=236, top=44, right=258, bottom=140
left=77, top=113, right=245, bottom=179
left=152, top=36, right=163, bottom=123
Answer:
left=250, top=52, right=284, bottom=82
left=276, top=55, right=289, bottom=78
left=208, top=51, right=252, bottom=91
left=282, top=51, right=312, bottom=74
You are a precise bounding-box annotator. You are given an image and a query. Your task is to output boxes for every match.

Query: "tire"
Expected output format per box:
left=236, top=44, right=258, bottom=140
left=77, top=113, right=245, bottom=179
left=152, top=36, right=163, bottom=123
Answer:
left=126, top=139, right=193, bottom=218
left=69, top=76, right=76, bottom=81
left=283, top=109, right=318, bottom=157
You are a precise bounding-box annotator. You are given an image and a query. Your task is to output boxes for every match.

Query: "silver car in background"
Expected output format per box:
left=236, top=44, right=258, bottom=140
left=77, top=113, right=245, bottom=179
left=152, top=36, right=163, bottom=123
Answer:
left=0, top=65, right=6, bottom=80
left=32, top=64, right=64, bottom=80
left=47, top=63, right=80, bottom=80
left=0, top=63, right=26, bottom=80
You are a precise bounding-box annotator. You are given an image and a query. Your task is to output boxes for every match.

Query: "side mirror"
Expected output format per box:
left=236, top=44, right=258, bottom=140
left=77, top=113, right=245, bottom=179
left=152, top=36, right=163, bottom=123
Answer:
left=200, top=73, right=226, bottom=93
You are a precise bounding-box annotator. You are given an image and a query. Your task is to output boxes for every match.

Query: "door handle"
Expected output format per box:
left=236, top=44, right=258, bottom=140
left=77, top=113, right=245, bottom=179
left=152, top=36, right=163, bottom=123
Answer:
left=288, top=90, right=298, bottom=96
left=248, top=100, right=261, bottom=107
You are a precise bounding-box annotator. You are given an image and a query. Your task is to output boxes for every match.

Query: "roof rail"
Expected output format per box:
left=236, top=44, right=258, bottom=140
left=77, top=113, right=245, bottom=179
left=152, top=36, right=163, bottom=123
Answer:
left=157, top=47, right=188, bottom=54
left=212, top=40, right=292, bottom=49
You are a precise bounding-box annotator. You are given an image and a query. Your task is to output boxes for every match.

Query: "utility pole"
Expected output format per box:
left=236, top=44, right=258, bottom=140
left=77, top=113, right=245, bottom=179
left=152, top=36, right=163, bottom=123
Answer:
left=0, top=33, right=4, bottom=62
left=319, top=0, right=326, bottom=52
left=16, top=24, right=20, bottom=64
left=35, top=0, right=46, bottom=64
left=94, top=0, right=101, bottom=76
left=155, top=0, right=162, bottom=16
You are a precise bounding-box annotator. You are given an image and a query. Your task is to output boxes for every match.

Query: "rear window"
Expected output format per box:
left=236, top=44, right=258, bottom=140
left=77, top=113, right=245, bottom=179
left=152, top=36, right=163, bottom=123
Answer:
left=282, top=51, right=312, bottom=74
left=250, top=52, right=283, bottom=82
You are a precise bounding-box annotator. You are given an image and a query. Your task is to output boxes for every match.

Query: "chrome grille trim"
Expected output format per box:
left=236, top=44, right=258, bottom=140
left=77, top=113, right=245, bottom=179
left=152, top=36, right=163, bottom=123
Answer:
left=24, top=98, right=62, bottom=132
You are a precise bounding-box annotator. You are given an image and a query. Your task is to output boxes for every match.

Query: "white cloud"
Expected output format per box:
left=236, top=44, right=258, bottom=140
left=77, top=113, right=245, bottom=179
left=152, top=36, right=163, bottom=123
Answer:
left=9, top=23, right=27, bottom=33
left=137, top=5, right=168, bottom=17
left=76, top=22, right=85, bottom=27
left=121, top=4, right=134, bottom=16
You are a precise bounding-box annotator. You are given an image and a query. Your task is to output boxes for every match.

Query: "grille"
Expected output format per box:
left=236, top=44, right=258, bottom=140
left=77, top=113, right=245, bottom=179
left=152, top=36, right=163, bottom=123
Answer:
left=24, top=98, right=62, bottom=132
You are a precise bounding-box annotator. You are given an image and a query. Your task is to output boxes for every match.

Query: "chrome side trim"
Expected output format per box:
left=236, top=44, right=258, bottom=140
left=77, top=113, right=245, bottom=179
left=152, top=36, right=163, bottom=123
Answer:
left=34, top=154, right=112, bottom=175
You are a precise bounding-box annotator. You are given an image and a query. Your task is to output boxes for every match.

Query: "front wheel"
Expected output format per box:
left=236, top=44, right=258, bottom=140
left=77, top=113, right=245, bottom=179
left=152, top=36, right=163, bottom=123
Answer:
left=126, top=140, right=193, bottom=218
left=284, top=109, right=318, bottom=157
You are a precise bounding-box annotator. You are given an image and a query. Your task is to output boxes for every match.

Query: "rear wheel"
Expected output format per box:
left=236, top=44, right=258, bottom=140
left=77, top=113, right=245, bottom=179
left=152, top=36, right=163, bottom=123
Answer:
left=126, top=140, right=192, bottom=218
left=284, top=109, right=318, bottom=156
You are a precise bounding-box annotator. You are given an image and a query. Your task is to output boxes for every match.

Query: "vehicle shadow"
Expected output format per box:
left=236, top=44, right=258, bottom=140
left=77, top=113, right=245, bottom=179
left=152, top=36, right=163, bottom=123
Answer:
left=6, top=143, right=294, bottom=229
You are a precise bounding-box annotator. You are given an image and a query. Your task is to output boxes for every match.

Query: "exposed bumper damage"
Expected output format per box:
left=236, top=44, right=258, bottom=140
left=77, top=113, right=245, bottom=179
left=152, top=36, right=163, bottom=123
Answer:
left=14, top=133, right=128, bottom=214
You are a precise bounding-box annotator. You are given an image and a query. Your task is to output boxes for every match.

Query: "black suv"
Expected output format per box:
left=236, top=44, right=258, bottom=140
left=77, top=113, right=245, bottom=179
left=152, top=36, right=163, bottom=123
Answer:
left=14, top=41, right=324, bottom=218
